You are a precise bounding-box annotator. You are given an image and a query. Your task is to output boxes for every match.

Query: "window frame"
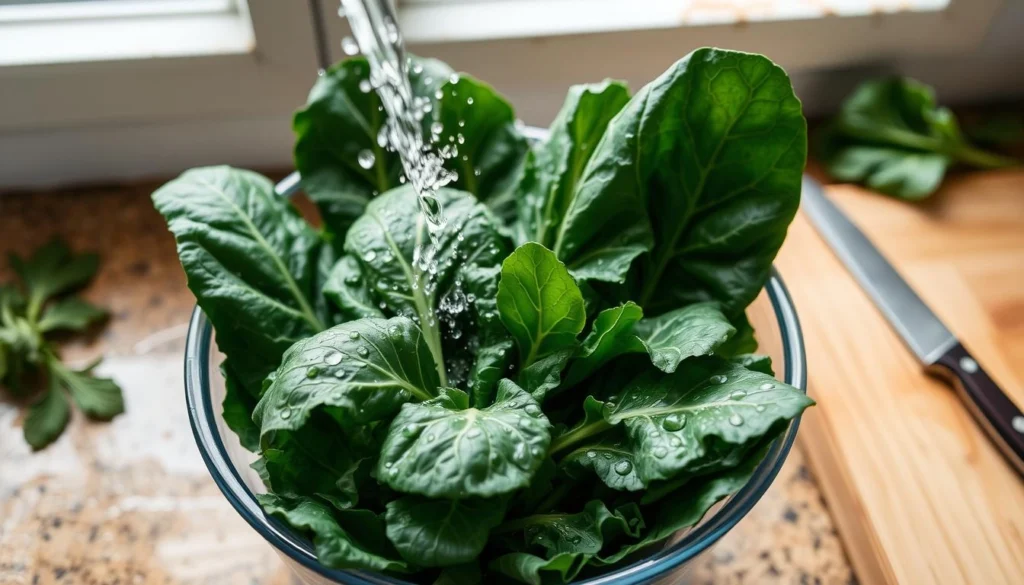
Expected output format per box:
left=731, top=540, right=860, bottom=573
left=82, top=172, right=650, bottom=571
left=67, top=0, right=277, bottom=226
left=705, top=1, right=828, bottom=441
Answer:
left=0, top=0, right=1008, bottom=189
left=0, top=0, right=320, bottom=133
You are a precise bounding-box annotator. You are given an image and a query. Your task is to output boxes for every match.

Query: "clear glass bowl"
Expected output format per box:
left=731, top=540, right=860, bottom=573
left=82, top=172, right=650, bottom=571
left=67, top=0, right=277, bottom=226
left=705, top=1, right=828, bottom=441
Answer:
left=183, top=267, right=806, bottom=585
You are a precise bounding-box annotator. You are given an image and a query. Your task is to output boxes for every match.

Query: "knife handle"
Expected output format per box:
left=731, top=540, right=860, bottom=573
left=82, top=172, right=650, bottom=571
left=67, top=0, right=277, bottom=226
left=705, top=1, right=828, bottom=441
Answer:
left=929, top=342, right=1024, bottom=476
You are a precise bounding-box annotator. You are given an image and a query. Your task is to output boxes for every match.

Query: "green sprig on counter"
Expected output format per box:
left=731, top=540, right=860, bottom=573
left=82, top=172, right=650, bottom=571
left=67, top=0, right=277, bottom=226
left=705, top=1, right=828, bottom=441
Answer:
left=816, top=77, right=1019, bottom=200
left=0, top=239, right=124, bottom=450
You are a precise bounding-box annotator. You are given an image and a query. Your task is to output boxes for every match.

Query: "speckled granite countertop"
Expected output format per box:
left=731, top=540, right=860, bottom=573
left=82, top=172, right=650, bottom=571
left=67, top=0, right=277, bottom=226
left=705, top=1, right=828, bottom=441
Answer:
left=0, top=180, right=855, bottom=585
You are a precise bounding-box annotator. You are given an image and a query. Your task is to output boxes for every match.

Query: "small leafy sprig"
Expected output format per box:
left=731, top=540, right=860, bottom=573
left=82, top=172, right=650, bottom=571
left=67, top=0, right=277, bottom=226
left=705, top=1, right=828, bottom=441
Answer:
left=817, top=77, right=1019, bottom=200
left=0, top=239, right=124, bottom=450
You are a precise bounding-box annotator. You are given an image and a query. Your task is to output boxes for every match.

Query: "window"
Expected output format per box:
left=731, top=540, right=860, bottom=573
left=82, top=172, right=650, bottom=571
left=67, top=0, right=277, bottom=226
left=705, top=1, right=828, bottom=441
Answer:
left=398, top=0, right=956, bottom=43
left=0, top=0, right=321, bottom=188
left=0, top=0, right=1011, bottom=189
left=0, top=0, right=254, bottom=66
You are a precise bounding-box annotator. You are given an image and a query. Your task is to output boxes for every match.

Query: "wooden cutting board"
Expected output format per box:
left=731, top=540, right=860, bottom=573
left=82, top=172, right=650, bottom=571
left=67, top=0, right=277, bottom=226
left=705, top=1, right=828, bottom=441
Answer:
left=776, top=170, right=1024, bottom=585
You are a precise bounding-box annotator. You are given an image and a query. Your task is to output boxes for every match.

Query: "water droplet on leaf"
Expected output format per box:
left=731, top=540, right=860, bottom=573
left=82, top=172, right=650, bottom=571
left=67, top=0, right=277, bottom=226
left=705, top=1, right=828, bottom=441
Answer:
left=662, top=413, right=686, bottom=431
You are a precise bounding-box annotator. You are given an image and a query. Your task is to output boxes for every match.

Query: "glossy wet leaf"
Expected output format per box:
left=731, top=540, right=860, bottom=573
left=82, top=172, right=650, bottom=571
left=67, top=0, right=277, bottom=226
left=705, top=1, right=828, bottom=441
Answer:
left=596, top=443, right=768, bottom=564
left=564, top=302, right=643, bottom=385
left=489, top=552, right=588, bottom=585
left=322, top=255, right=385, bottom=321
left=522, top=500, right=643, bottom=557
left=386, top=496, right=506, bottom=567
left=731, top=353, right=774, bottom=376
left=293, top=57, right=451, bottom=236
left=253, top=317, right=439, bottom=440
left=258, top=411, right=379, bottom=510
left=345, top=186, right=510, bottom=384
left=497, top=243, right=585, bottom=368
left=463, top=265, right=515, bottom=407
left=565, top=49, right=805, bottom=315
left=378, top=381, right=551, bottom=498
left=152, top=166, right=325, bottom=397
left=430, top=75, right=529, bottom=222
left=258, top=494, right=409, bottom=573
left=518, top=346, right=574, bottom=401
left=631, top=302, right=735, bottom=373
left=606, top=358, right=812, bottom=482
left=560, top=431, right=644, bottom=492
left=515, top=81, right=630, bottom=247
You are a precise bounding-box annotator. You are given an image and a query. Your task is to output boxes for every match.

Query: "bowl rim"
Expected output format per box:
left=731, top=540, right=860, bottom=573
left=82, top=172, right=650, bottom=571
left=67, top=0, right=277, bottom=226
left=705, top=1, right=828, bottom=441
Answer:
left=183, top=266, right=806, bottom=585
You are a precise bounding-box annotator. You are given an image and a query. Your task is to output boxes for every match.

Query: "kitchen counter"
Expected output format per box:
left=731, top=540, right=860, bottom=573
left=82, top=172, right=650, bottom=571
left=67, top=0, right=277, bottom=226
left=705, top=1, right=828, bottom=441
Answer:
left=0, top=178, right=854, bottom=585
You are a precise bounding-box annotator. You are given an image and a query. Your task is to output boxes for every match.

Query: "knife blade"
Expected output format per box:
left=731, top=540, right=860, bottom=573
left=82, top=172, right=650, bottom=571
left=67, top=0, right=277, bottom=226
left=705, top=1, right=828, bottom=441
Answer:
left=801, top=176, right=1024, bottom=476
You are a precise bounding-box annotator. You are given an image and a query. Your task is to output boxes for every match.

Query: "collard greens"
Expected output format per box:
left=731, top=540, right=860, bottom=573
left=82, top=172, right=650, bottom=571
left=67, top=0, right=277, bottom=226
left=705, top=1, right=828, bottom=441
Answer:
left=154, top=48, right=812, bottom=584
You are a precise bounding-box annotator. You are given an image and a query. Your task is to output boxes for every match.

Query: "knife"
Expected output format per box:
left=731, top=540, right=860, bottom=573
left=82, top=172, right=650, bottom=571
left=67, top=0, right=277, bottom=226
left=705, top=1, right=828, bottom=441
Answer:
left=801, top=176, right=1024, bottom=475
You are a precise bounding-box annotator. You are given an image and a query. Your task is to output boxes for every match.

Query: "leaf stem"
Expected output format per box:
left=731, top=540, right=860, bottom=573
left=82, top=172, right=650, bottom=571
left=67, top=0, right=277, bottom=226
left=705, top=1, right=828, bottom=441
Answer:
left=548, top=419, right=613, bottom=457
left=953, top=144, right=1019, bottom=169
left=410, top=216, right=448, bottom=387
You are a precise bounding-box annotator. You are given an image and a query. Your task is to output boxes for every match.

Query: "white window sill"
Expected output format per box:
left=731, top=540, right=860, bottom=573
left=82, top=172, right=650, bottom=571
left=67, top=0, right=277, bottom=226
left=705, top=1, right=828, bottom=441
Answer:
left=399, top=0, right=952, bottom=44
left=0, top=5, right=255, bottom=67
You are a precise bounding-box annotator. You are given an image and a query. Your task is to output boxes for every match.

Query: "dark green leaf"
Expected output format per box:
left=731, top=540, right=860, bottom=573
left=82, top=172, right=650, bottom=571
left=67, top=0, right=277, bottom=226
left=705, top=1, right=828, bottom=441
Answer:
left=23, top=378, right=70, bottom=450
left=37, top=298, right=107, bottom=333
left=378, top=381, right=551, bottom=498
left=323, top=255, right=385, bottom=321
left=257, top=408, right=379, bottom=510
left=631, top=302, right=735, bottom=373
left=617, top=48, right=806, bottom=316
left=520, top=500, right=642, bottom=557
left=731, top=353, right=774, bottom=376
left=344, top=186, right=510, bottom=385
left=496, top=243, right=585, bottom=368
left=50, top=358, right=123, bottom=420
left=509, top=457, right=557, bottom=515
left=605, top=358, right=811, bottom=482
left=563, top=302, right=642, bottom=386
left=596, top=443, right=768, bottom=564
left=489, top=552, right=587, bottom=585
left=386, top=496, right=506, bottom=567
left=715, top=312, right=757, bottom=357
left=9, top=239, right=99, bottom=319
left=152, top=166, right=325, bottom=397
left=519, top=346, right=575, bottom=402
left=293, top=57, right=451, bottom=236
left=561, top=430, right=643, bottom=492
left=462, top=263, right=514, bottom=408
left=221, top=361, right=260, bottom=451
left=817, top=77, right=1018, bottom=200
left=258, top=493, right=409, bottom=573
left=515, top=81, right=630, bottom=248
left=434, top=562, right=482, bottom=585
left=430, top=75, right=529, bottom=221
left=253, top=317, right=439, bottom=440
